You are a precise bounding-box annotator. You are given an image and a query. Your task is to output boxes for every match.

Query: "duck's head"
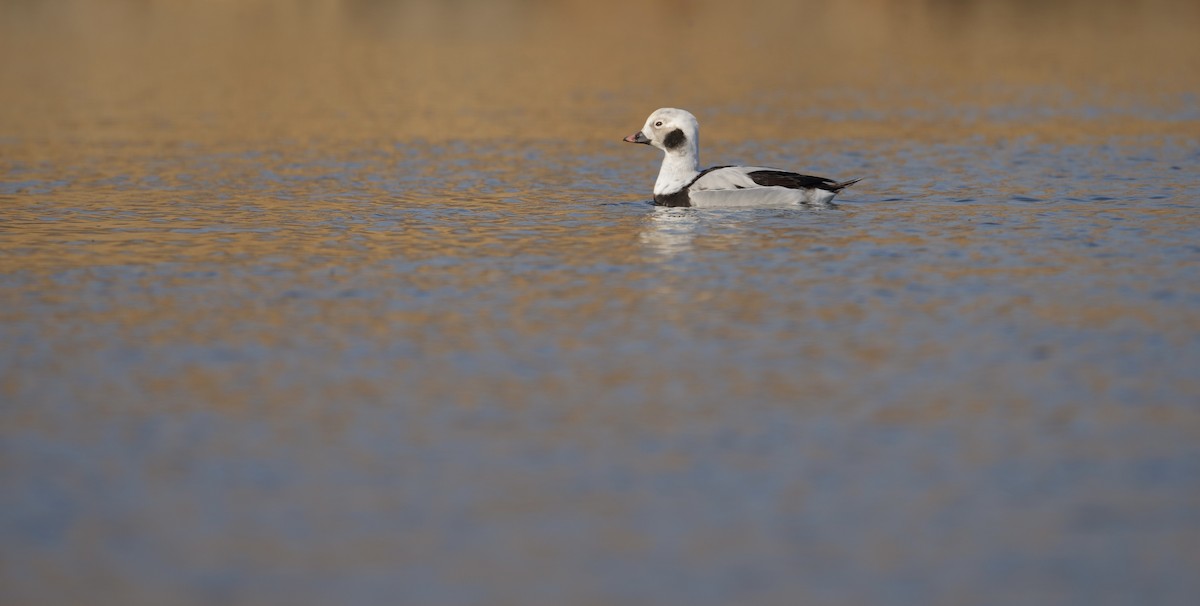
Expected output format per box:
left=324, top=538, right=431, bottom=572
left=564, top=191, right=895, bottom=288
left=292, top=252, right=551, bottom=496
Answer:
left=623, top=108, right=699, bottom=156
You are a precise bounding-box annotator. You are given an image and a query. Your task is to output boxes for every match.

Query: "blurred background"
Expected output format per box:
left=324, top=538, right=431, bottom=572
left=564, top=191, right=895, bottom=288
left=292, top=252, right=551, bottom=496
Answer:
left=3, top=0, right=1198, bottom=145
left=2, top=1, right=1199, bottom=606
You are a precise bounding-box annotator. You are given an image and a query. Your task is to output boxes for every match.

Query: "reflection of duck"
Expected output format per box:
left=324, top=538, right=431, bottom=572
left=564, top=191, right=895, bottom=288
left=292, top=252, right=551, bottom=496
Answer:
left=638, top=207, right=701, bottom=257
left=624, top=108, right=860, bottom=208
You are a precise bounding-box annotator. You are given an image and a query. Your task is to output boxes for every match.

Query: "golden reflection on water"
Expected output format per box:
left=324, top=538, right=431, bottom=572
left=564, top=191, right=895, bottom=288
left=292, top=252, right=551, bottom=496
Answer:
left=3, top=2, right=1200, bottom=606
left=1, top=0, right=1198, bottom=147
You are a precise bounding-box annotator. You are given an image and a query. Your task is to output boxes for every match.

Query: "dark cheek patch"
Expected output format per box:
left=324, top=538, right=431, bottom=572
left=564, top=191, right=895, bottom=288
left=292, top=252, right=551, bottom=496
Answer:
left=663, top=129, right=687, bottom=150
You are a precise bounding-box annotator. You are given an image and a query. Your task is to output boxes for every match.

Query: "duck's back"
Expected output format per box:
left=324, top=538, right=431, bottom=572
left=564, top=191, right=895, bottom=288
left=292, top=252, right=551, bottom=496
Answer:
left=686, top=166, right=849, bottom=206
left=691, top=166, right=843, bottom=192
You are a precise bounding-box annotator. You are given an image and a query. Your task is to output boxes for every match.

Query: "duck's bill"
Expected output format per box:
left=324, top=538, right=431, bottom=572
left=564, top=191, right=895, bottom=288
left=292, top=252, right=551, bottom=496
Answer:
left=623, top=131, right=650, bottom=144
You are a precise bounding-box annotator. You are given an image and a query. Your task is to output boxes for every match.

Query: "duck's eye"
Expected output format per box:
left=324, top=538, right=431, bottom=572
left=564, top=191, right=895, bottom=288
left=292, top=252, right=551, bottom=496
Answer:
left=654, top=121, right=663, bottom=127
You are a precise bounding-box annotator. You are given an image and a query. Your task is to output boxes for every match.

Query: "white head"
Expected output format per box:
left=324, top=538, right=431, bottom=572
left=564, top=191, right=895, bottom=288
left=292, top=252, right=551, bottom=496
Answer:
left=622, top=108, right=700, bottom=158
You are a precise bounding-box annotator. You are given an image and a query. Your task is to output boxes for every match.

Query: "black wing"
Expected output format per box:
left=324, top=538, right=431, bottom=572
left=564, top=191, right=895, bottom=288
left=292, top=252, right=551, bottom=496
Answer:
left=746, top=170, right=843, bottom=191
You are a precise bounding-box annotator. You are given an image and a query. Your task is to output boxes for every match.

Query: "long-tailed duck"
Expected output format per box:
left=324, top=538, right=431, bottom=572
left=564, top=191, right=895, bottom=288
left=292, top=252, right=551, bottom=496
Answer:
left=623, top=108, right=860, bottom=207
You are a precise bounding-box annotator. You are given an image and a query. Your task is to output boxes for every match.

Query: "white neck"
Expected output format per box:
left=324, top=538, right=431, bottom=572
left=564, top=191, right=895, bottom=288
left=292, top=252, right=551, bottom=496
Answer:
left=653, top=149, right=700, bottom=196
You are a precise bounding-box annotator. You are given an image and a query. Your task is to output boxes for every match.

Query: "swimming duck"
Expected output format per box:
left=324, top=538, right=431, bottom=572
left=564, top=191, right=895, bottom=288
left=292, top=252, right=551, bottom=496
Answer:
left=623, top=107, right=860, bottom=207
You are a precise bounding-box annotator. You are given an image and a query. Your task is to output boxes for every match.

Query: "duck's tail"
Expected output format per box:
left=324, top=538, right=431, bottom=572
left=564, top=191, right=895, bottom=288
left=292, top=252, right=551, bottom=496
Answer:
left=830, top=177, right=863, bottom=192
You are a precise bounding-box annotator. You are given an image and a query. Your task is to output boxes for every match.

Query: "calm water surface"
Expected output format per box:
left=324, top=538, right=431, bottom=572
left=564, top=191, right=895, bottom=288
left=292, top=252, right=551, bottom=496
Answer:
left=2, top=2, right=1199, bottom=605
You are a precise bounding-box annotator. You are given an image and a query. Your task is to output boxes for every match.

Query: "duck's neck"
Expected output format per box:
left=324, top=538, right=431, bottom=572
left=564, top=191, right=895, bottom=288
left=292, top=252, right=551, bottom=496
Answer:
left=654, top=150, right=700, bottom=196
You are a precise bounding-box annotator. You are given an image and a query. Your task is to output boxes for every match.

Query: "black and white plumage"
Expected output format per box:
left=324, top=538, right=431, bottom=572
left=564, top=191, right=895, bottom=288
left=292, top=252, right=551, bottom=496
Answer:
left=623, top=108, right=860, bottom=208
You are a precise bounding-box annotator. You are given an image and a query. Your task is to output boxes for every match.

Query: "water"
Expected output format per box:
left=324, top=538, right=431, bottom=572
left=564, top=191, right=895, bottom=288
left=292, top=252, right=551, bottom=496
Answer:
left=3, top=1, right=1199, bottom=605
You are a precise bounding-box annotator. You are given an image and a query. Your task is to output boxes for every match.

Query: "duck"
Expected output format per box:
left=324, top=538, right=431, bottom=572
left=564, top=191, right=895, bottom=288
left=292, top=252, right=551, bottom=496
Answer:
left=623, top=108, right=860, bottom=207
